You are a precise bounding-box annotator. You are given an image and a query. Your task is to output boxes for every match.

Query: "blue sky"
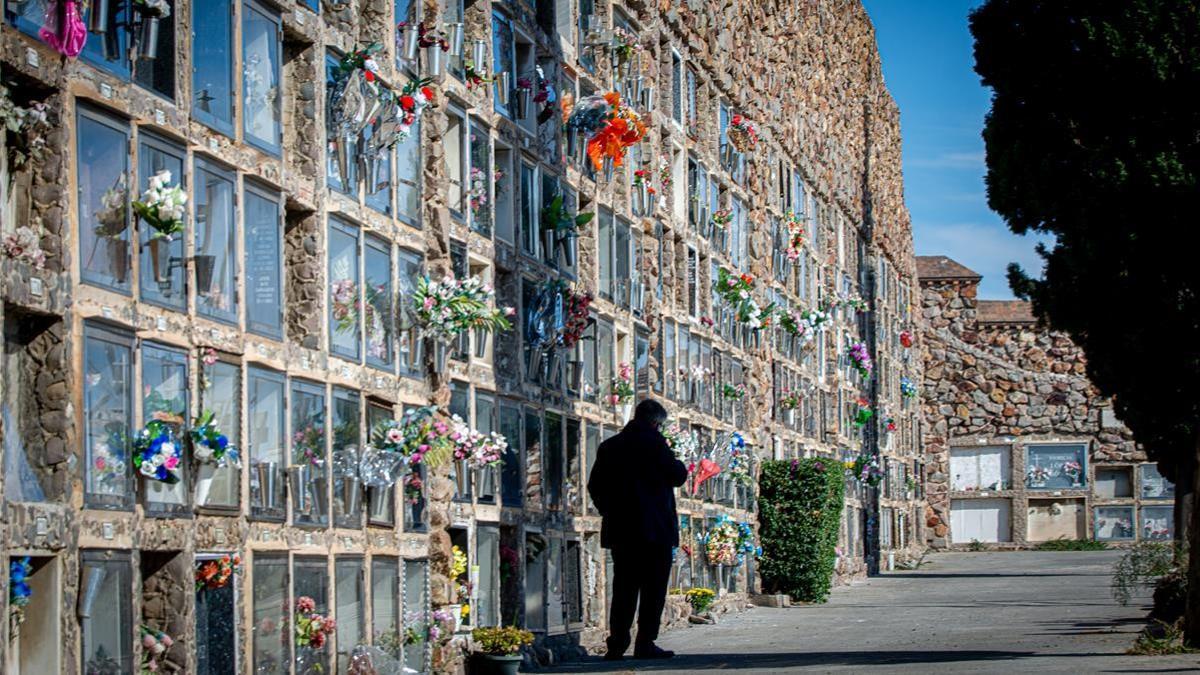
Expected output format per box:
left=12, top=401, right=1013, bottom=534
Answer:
left=863, top=0, right=1052, bottom=299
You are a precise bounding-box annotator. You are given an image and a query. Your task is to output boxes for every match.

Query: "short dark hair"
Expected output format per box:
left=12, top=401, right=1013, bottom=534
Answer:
left=633, top=399, right=668, bottom=426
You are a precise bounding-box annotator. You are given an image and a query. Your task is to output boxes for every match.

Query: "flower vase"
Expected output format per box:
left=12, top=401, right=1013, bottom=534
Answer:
left=541, top=228, right=558, bottom=260
left=560, top=233, right=577, bottom=267
left=78, top=563, right=108, bottom=618
left=526, top=348, right=544, bottom=381
left=195, top=462, right=218, bottom=506
left=360, top=151, right=383, bottom=192
left=147, top=236, right=171, bottom=284
left=401, top=25, right=420, bottom=62
left=368, top=485, right=394, bottom=522
left=784, top=408, right=795, bottom=426
left=496, top=71, right=511, bottom=106
left=107, top=238, right=129, bottom=284
left=446, top=22, right=464, bottom=57
left=135, top=12, right=160, bottom=60
left=255, top=461, right=280, bottom=510
left=339, top=475, right=363, bottom=517
left=477, top=654, right=522, bottom=675
left=620, top=401, right=633, bottom=424
left=567, top=128, right=580, bottom=158
left=515, top=87, right=531, bottom=119
left=603, top=156, right=614, bottom=182
left=333, top=135, right=353, bottom=184
left=424, top=46, right=444, bottom=78
left=194, top=254, right=216, bottom=296
left=471, top=39, right=487, bottom=71
left=641, top=84, right=655, bottom=111
left=430, top=339, right=448, bottom=374
left=87, top=0, right=109, bottom=33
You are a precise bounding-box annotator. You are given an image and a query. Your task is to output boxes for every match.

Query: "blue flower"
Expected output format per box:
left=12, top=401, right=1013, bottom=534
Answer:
left=216, top=434, right=228, bottom=449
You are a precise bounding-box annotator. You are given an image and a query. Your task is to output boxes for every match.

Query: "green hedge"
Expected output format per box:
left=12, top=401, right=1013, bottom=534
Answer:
left=757, top=458, right=845, bottom=602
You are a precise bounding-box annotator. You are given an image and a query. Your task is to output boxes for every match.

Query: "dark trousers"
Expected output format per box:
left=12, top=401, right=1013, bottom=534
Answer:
left=607, top=544, right=673, bottom=653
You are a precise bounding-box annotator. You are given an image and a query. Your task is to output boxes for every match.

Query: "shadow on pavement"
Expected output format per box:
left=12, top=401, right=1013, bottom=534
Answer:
left=885, top=572, right=1114, bottom=579
left=535, top=650, right=1043, bottom=672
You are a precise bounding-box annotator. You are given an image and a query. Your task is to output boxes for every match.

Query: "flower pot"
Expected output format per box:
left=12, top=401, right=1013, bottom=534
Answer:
left=425, top=46, right=444, bottom=78
left=401, top=25, right=420, bottom=62
left=368, top=484, right=394, bottom=522
left=107, top=238, right=128, bottom=284
left=471, top=39, right=487, bottom=71
left=476, top=653, right=522, bottom=675
left=194, top=254, right=216, bottom=296
left=87, top=0, right=109, bottom=33
left=147, top=236, right=171, bottom=284
left=339, top=475, right=363, bottom=517
left=567, top=359, right=584, bottom=391
left=620, top=402, right=633, bottom=424
left=136, top=13, right=160, bottom=60
left=255, top=461, right=280, bottom=510
left=515, top=87, right=531, bottom=119
left=445, top=22, right=464, bottom=57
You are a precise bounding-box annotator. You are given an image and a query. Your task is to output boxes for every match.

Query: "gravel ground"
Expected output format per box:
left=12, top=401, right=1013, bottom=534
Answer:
left=537, top=550, right=1200, bottom=674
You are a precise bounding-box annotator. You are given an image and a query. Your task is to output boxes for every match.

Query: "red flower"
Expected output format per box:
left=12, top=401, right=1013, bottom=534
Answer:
left=400, top=95, right=415, bottom=111
left=421, top=86, right=435, bottom=101
left=364, top=70, right=375, bottom=82
left=732, top=114, right=744, bottom=125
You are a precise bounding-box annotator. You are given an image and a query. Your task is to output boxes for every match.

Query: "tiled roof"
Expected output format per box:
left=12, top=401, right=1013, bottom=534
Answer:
left=977, top=300, right=1036, bottom=324
left=915, top=255, right=981, bottom=281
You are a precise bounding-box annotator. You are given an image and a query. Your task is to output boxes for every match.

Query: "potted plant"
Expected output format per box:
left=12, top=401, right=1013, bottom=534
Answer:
left=471, top=626, right=533, bottom=675
left=539, top=195, right=593, bottom=266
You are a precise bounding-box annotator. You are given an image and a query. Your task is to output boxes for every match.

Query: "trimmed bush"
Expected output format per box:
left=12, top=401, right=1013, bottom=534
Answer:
left=757, top=458, right=845, bottom=602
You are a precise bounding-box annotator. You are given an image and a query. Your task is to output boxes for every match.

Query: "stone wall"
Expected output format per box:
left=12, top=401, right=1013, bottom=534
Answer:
left=919, top=257, right=1143, bottom=549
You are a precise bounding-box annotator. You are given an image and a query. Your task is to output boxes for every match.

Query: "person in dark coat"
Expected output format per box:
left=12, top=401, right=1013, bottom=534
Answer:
left=587, top=399, right=688, bottom=660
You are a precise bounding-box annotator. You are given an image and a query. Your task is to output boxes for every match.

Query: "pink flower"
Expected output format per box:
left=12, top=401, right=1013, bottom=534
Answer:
left=160, top=634, right=173, bottom=648
left=143, top=634, right=157, bottom=649
left=386, top=428, right=404, bottom=443
left=297, top=596, right=316, bottom=613
left=423, top=297, right=435, bottom=310
left=504, top=306, right=516, bottom=316
left=164, top=456, right=179, bottom=470
left=95, top=457, right=107, bottom=470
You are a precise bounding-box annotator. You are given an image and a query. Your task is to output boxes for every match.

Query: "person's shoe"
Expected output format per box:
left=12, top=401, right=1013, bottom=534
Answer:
left=603, top=650, right=625, bottom=662
left=633, top=643, right=675, bottom=659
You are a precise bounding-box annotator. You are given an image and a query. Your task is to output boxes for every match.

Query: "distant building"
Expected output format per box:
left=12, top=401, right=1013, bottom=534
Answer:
left=917, top=256, right=1171, bottom=549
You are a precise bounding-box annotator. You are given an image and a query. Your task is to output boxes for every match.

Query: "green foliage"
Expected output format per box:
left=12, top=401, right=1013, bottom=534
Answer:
left=1035, top=537, right=1108, bottom=551
left=539, top=194, right=594, bottom=233
left=970, top=0, right=1200, bottom=478
left=685, top=587, right=715, bottom=614
left=471, top=626, right=534, bottom=655
left=1112, top=541, right=1185, bottom=606
left=967, top=539, right=986, bottom=552
left=757, top=458, right=844, bottom=603
left=1127, top=619, right=1196, bottom=655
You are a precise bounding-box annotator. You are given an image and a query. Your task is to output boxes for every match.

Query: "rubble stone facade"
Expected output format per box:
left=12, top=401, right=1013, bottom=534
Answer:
left=1, top=0, right=922, bottom=672
left=918, top=256, right=1169, bottom=550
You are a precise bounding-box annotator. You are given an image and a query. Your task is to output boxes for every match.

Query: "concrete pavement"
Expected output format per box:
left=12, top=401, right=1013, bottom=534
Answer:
left=540, top=551, right=1200, bottom=674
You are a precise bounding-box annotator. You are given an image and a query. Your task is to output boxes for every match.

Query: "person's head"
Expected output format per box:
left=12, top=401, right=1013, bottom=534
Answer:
left=633, top=399, right=669, bottom=429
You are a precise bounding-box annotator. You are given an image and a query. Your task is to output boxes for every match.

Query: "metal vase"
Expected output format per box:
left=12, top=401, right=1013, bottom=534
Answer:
left=339, top=475, right=363, bottom=517
left=541, top=228, right=558, bottom=260
left=641, top=85, right=655, bottom=111
left=147, top=236, right=171, bottom=284
left=87, top=0, right=109, bottom=33
left=561, top=234, right=576, bottom=267
left=425, top=45, right=444, bottom=78
left=515, top=87, right=531, bottom=119
left=473, top=326, right=489, bottom=358
left=566, top=128, right=579, bottom=157
left=193, top=254, right=215, bottom=296
left=471, top=39, right=487, bottom=72
left=136, top=14, right=160, bottom=60
left=360, top=151, right=382, bottom=192
left=402, top=25, right=420, bottom=62
left=446, top=22, right=464, bottom=57
left=289, top=465, right=313, bottom=514
left=368, top=485, right=394, bottom=522
left=497, top=71, right=511, bottom=106
left=526, top=347, right=543, bottom=381
left=430, top=339, right=448, bottom=373
left=603, top=156, right=614, bottom=182
left=255, top=462, right=279, bottom=510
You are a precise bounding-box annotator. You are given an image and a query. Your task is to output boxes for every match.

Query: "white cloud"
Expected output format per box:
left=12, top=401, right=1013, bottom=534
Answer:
left=915, top=221, right=1053, bottom=300
left=907, top=151, right=986, bottom=170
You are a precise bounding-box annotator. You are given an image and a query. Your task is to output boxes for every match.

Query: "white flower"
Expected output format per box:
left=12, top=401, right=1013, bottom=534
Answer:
left=140, top=462, right=158, bottom=477
left=195, top=445, right=214, bottom=461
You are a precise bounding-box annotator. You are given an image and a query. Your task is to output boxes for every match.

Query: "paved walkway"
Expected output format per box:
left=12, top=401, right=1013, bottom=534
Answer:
left=542, top=551, right=1200, bottom=674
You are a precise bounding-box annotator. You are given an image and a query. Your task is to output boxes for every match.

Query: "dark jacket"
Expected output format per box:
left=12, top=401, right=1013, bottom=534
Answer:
left=587, top=418, right=689, bottom=549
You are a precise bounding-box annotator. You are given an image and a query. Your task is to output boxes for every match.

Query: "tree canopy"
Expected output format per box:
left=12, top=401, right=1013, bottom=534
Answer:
left=970, top=0, right=1200, bottom=477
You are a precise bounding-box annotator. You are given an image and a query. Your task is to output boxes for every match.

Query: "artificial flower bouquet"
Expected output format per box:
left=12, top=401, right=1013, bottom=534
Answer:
left=190, top=410, right=238, bottom=467
left=704, top=517, right=740, bottom=566
left=606, top=362, right=635, bottom=406
left=853, top=397, right=874, bottom=428
left=663, top=422, right=699, bottom=462
left=849, top=454, right=883, bottom=487
left=779, top=389, right=803, bottom=411
left=711, top=208, right=732, bottom=230
left=900, top=376, right=918, bottom=398
left=9, top=556, right=31, bottom=627
left=140, top=626, right=176, bottom=674
left=1028, top=464, right=1051, bottom=485
left=784, top=210, right=805, bottom=261
left=132, top=169, right=186, bottom=241
left=721, top=383, right=747, bottom=400
left=371, top=405, right=454, bottom=470
left=899, top=330, right=914, bottom=348
left=848, top=341, right=873, bottom=378
left=294, top=596, right=336, bottom=650
left=716, top=267, right=776, bottom=329
left=292, top=420, right=325, bottom=468
left=559, top=284, right=595, bottom=349
left=449, top=414, right=507, bottom=469
left=132, top=420, right=182, bottom=484
left=195, top=554, right=241, bottom=592
left=727, top=114, right=758, bottom=152
left=1061, top=460, right=1083, bottom=485
left=412, top=275, right=514, bottom=341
